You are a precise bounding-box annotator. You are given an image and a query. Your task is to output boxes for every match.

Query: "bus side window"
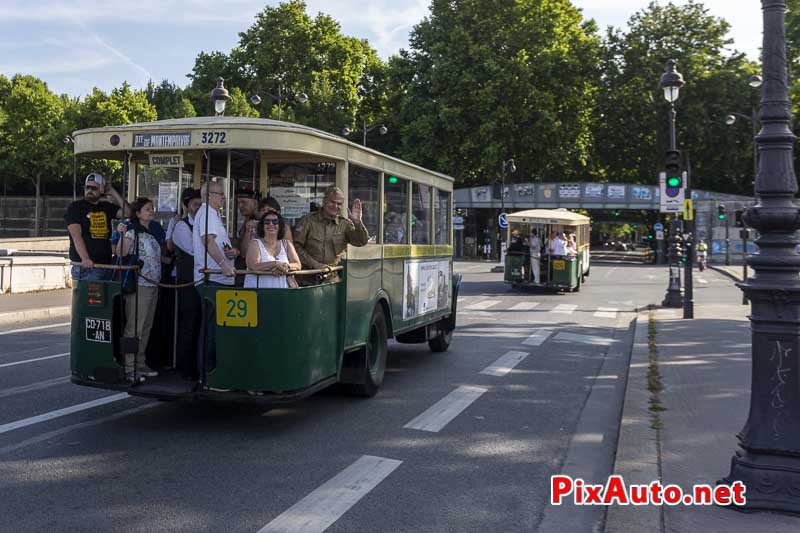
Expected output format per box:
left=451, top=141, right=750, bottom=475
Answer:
left=348, top=165, right=380, bottom=240
left=384, top=176, right=408, bottom=245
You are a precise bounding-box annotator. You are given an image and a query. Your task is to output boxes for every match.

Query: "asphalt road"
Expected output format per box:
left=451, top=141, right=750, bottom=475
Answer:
left=0, top=263, right=740, bottom=532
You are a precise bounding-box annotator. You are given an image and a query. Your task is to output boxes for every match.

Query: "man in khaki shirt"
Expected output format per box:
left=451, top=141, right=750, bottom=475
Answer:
left=294, top=186, right=369, bottom=278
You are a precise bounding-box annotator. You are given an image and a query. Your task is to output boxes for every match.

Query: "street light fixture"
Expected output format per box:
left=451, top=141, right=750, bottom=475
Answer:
left=724, top=74, right=762, bottom=180
left=209, top=78, right=230, bottom=116
left=342, top=121, right=388, bottom=147
left=249, top=86, right=309, bottom=121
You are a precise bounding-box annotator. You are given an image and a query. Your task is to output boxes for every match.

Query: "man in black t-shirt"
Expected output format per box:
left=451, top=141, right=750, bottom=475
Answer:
left=65, top=173, right=128, bottom=281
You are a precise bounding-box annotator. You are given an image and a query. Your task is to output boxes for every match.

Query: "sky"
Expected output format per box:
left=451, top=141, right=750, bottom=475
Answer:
left=0, top=0, right=765, bottom=98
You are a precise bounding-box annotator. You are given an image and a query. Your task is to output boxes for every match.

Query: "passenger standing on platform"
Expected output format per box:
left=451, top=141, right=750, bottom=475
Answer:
left=193, top=180, right=238, bottom=371
left=528, top=229, right=542, bottom=284
left=258, top=195, right=294, bottom=241
left=293, top=186, right=368, bottom=281
left=236, top=187, right=260, bottom=258
left=244, top=210, right=301, bottom=288
left=116, top=197, right=161, bottom=379
left=65, top=173, right=128, bottom=281
left=171, top=187, right=202, bottom=379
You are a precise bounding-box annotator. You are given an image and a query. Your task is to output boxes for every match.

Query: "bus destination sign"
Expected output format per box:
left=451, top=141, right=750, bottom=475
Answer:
left=148, top=154, right=184, bottom=167
left=133, top=132, right=191, bottom=148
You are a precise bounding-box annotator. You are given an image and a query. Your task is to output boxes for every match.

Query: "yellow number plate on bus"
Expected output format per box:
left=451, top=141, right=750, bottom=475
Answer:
left=552, top=260, right=566, bottom=271
left=216, top=290, right=258, bottom=327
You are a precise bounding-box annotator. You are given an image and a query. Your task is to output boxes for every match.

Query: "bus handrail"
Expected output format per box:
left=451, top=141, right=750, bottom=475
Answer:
left=200, top=266, right=344, bottom=276
left=71, top=262, right=139, bottom=271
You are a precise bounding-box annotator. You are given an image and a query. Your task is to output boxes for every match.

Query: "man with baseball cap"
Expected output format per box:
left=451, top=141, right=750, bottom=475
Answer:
left=65, top=172, right=129, bottom=280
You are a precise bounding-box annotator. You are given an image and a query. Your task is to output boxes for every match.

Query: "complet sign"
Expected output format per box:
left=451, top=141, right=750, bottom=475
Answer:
left=148, top=154, right=184, bottom=167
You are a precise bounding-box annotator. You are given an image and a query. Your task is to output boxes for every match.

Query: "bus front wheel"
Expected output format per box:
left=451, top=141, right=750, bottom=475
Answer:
left=344, top=306, right=388, bottom=397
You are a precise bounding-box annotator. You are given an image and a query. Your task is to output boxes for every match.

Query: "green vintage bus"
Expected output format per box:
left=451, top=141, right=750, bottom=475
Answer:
left=503, top=209, right=591, bottom=292
left=69, top=117, right=460, bottom=402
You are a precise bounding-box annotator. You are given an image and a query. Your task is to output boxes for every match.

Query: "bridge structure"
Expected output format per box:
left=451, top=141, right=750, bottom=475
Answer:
left=453, top=182, right=755, bottom=260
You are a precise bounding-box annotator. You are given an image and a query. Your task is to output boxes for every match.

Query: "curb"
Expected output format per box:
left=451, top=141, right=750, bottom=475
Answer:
left=709, top=265, right=743, bottom=283
left=0, top=306, right=71, bottom=328
left=604, top=311, right=662, bottom=533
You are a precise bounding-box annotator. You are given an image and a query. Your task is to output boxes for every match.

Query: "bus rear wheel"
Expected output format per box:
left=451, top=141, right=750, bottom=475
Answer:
left=344, top=306, right=388, bottom=397
left=428, top=320, right=453, bottom=352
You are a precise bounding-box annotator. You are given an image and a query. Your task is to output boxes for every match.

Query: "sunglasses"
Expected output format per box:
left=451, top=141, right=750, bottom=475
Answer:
left=263, top=219, right=280, bottom=225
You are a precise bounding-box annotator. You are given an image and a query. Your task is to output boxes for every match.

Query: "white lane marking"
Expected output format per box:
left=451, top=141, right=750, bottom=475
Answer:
left=0, top=352, right=69, bottom=369
left=0, top=393, right=129, bottom=435
left=509, top=302, right=539, bottom=311
left=554, top=332, right=615, bottom=346
left=551, top=304, right=577, bottom=314
left=466, top=300, right=501, bottom=310
left=0, top=403, right=158, bottom=456
left=480, top=351, right=530, bottom=377
left=522, top=329, right=553, bottom=346
left=258, top=455, right=402, bottom=533
left=0, top=322, right=70, bottom=336
left=593, top=307, right=618, bottom=319
left=0, top=376, right=70, bottom=398
left=457, top=298, right=466, bottom=303
left=697, top=278, right=709, bottom=285
left=404, top=385, right=487, bottom=432
left=608, top=300, right=633, bottom=306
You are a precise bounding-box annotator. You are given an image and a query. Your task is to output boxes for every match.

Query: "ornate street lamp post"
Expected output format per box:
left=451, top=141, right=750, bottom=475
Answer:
left=722, top=0, right=800, bottom=513
left=496, top=158, right=516, bottom=265
left=342, top=121, right=388, bottom=147
left=250, top=86, right=309, bottom=121
left=659, top=60, right=686, bottom=308
left=210, top=78, right=230, bottom=116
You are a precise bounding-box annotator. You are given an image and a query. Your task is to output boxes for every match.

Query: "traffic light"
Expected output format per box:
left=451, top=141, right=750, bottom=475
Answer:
left=664, top=150, right=683, bottom=198
left=613, top=210, right=620, bottom=217
left=718, top=204, right=727, bottom=220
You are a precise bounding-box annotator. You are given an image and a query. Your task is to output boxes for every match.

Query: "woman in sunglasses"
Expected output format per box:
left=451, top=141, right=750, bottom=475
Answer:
left=244, top=209, right=301, bottom=288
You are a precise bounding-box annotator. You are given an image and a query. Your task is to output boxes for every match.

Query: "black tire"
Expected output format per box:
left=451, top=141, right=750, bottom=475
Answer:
left=428, top=321, right=453, bottom=352
left=345, top=306, right=388, bottom=397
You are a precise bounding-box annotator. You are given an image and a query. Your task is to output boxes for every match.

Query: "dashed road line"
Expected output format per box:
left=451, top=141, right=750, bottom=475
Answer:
left=0, top=322, right=70, bottom=336
left=593, top=307, right=618, bottom=319
left=0, top=352, right=69, bottom=369
left=522, top=329, right=553, bottom=346
left=258, top=455, right=403, bottom=533
left=0, top=393, right=129, bottom=435
left=0, top=376, right=70, bottom=398
left=551, top=304, right=578, bottom=314
left=480, top=350, right=530, bottom=377
left=404, top=385, right=487, bottom=432
left=509, top=302, right=540, bottom=311
left=554, top=332, right=615, bottom=346
left=466, top=300, right=501, bottom=311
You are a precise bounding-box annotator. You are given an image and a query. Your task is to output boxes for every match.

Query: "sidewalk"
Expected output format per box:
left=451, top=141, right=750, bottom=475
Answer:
left=606, top=303, right=800, bottom=532
left=0, top=288, right=72, bottom=326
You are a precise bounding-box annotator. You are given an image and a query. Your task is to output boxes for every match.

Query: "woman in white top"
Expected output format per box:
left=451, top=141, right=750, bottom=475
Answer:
left=244, top=209, right=301, bottom=288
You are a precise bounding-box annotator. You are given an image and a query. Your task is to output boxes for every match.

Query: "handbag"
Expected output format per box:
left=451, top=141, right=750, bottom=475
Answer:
left=120, top=231, right=142, bottom=294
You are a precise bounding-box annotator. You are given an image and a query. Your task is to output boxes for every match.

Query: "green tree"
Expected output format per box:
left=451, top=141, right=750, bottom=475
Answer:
left=77, top=82, right=157, bottom=129
left=594, top=1, right=758, bottom=194
left=1, top=75, right=69, bottom=233
left=388, top=0, right=600, bottom=185
left=187, top=1, right=384, bottom=133
left=145, top=79, right=196, bottom=119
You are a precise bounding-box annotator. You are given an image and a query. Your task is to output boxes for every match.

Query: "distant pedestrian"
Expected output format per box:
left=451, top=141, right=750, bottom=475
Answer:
left=65, top=173, right=128, bottom=281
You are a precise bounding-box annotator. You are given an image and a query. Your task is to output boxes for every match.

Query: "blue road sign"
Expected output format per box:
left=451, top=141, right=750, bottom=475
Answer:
left=654, top=223, right=664, bottom=231
left=499, top=213, right=509, bottom=229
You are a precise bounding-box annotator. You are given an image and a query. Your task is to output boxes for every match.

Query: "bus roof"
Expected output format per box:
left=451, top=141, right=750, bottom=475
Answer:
left=72, top=116, right=454, bottom=185
left=506, top=209, right=590, bottom=226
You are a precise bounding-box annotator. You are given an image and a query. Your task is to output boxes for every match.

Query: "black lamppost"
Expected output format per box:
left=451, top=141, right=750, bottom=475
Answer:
left=722, top=0, right=800, bottom=513
left=250, top=86, right=309, bottom=121
left=725, top=74, right=763, bottom=181
left=210, top=78, right=230, bottom=116
left=342, top=121, right=388, bottom=147
left=495, top=158, right=516, bottom=264
left=660, top=59, right=685, bottom=309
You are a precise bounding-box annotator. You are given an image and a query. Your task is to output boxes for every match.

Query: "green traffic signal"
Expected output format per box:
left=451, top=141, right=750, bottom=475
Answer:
left=388, top=176, right=399, bottom=184
left=666, top=176, right=681, bottom=187
left=648, top=234, right=654, bottom=239
left=718, top=214, right=726, bottom=220
left=613, top=210, right=620, bottom=217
